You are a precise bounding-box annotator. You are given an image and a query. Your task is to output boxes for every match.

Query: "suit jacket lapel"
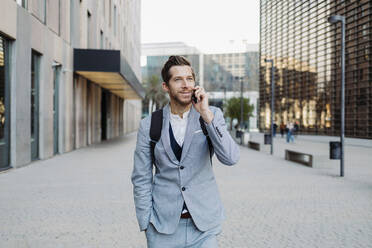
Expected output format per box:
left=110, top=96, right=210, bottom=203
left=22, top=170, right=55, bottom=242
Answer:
left=180, top=106, right=199, bottom=163
left=160, top=104, right=179, bottom=164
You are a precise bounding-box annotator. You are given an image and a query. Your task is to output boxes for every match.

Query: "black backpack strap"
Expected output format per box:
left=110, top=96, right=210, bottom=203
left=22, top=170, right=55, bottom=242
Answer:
left=150, top=109, right=163, bottom=165
left=199, top=117, right=214, bottom=165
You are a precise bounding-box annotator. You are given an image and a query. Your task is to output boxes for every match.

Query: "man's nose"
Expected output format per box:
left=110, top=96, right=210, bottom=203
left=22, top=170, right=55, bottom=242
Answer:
left=181, top=78, right=189, bottom=87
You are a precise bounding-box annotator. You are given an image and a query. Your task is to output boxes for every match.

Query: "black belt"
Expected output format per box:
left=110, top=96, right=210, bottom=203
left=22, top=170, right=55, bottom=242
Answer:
left=180, top=212, right=191, bottom=219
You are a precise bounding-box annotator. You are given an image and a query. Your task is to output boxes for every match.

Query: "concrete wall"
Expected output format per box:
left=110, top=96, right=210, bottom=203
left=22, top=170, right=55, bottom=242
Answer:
left=0, top=0, right=17, bottom=39
left=123, top=100, right=142, bottom=134
left=10, top=6, right=32, bottom=167
left=5, top=3, right=75, bottom=167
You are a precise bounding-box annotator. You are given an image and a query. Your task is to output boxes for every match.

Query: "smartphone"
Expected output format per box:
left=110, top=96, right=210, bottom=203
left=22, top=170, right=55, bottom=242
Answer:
left=192, top=84, right=198, bottom=103
left=192, top=90, right=198, bottom=103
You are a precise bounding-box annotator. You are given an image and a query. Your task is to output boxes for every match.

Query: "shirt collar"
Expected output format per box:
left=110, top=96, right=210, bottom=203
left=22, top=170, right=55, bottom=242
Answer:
left=170, top=109, right=190, bottom=121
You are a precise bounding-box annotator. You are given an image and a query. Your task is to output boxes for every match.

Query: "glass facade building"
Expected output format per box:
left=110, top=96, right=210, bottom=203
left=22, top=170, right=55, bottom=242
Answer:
left=203, top=52, right=259, bottom=92
left=142, top=52, right=259, bottom=113
left=142, top=55, right=200, bottom=83
left=143, top=52, right=258, bottom=93
left=260, top=0, right=372, bottom=138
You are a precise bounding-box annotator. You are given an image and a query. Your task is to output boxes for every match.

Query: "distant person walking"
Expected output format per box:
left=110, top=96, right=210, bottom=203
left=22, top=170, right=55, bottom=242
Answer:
left=294, top=122, right=299, bottom=137
left=286, top=122, right=294, bottom=143
left=273, top=123, right=278, bottom=137
left=280, top=122, right=285, bottom=138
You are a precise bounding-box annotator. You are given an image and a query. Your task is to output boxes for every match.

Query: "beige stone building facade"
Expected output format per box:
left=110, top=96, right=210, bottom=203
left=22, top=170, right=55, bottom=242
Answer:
left=0, top=0, right=144, bottom=170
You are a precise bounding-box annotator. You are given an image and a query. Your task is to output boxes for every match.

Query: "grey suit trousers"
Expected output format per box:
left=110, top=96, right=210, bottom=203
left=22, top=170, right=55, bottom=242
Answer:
left=145, top=218, right=221, bottom=248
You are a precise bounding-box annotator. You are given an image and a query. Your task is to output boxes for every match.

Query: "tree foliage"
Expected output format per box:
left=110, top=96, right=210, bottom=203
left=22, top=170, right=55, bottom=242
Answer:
left=144, top=75, right=168, bottom=111
left=224, top=97, right=254, bottom=128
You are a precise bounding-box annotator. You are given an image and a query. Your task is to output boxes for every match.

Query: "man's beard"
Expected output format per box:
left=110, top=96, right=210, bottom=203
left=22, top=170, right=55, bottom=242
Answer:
left=169, top=89, right=192, bottom=106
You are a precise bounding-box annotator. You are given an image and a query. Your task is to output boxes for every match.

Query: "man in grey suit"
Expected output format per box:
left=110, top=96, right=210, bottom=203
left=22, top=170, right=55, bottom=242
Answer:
left=131, top=55, right=239, bottom=247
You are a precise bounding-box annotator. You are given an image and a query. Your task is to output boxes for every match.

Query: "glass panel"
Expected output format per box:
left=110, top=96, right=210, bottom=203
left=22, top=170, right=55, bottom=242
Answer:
left=31, top=51, right=40, bottom=160
left=0, top=37, right=5, bottom=141
left=31, top=51, right=39, bottom=140
left=22, top=0, right=27, bottom=8
left=31, top=54, right=35, bottom=139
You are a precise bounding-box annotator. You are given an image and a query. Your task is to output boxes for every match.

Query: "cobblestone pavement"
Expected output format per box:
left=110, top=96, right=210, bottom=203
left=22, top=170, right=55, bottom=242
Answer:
left=0, top=132, right=371, bottom=248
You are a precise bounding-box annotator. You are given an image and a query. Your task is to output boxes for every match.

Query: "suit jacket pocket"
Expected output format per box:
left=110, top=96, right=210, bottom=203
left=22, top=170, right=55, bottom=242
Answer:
left=186, top=179, right=223, bottom=219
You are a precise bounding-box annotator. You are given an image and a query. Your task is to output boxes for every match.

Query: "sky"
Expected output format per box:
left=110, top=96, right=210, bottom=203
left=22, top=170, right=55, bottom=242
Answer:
left=141, top=0, right=260, bottom=54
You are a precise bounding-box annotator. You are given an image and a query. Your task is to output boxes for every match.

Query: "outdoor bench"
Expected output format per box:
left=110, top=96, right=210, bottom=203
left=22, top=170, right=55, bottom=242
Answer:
left=284, top=149, right=334, bottom=169
left=285, top=149, right=313, bottom=167
left=248, top=141, right=260, bottom=151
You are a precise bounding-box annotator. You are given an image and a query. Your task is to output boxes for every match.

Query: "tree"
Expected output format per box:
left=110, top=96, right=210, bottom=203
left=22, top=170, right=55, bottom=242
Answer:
left=224, top=97, right=254, bottom=130
left=144, top=75, right=168, bottom=112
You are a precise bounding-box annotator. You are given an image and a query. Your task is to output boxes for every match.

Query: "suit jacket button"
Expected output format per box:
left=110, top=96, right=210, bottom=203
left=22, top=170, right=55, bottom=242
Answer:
left=180, top=166, right=184, bottom=170
left=182, top=187, right=186, bottom=191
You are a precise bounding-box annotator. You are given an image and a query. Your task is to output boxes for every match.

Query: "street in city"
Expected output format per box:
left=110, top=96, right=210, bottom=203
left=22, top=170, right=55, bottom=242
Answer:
left=0, top=132, right=371, bottom=248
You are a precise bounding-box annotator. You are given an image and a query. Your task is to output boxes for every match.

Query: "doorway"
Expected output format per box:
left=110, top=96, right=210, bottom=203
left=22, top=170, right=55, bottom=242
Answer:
left=101, top=90, right=108, bottom=140
left=0, top=36, right=10, bottom=170
left=53, top=64, right=61, bottom=155
left=31, top=51, right=40, bottom=161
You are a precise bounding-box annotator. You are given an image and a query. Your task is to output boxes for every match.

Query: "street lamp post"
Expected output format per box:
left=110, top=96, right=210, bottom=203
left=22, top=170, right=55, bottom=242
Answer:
left=264, top=59, right=275, bottom=155
left=235, top=77, right=244, bottom=145
left=223, top=86, right=227, bottom=107
left=328, top=15, right=345, bottom=177
left=240, top=77, right=244, bottom=130
left=220, top=86, right=226, bottom=110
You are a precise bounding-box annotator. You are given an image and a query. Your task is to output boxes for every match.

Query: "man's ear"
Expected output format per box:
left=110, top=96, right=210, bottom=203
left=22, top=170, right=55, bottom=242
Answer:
left=162, top=82, right=169, bottom=93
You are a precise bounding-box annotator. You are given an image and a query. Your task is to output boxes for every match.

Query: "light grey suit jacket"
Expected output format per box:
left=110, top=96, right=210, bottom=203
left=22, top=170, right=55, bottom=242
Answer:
left=131, top=104, right=239, bottom=234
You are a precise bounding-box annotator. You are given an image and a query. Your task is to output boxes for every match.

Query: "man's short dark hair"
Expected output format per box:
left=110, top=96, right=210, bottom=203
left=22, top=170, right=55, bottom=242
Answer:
left=161, top=55, right=195, bottom=85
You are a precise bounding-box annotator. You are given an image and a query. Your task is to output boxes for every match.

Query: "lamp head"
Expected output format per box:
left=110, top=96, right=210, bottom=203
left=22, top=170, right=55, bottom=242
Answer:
left=52, top=62, right=62, bottom=67
left=328, top=15, right=345, bottom=24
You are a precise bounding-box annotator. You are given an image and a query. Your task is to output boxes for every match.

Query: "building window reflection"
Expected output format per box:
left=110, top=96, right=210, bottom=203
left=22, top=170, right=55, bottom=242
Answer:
left=0, top=34, right=10, bottom=168
left=260, top=0, right=372, bottom=138
left=0, top=36, right=6, bottom=140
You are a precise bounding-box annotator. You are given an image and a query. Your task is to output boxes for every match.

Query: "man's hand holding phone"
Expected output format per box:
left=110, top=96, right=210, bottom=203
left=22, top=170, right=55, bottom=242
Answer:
left=192, top=86, right=214, bottom=124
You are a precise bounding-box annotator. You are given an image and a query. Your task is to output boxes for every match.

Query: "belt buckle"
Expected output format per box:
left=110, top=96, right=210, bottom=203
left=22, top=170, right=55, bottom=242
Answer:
left=181, top=212, right=191, bottom=219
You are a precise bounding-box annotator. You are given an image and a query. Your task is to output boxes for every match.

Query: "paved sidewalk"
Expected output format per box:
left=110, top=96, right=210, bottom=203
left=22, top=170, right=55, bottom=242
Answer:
left=248, top=132, right=372, bottom=174
left=0, top=132, right=371, bottom=247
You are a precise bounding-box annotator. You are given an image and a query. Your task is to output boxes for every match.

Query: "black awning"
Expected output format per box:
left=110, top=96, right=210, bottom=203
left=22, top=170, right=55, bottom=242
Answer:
left=73, top=49, right=145, bottom=99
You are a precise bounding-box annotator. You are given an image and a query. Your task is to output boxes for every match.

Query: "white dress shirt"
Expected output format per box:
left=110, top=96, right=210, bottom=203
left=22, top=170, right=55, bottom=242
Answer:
left=169, top=109, right=190, bottom=147
left=170, top=109, right=191, bottom=214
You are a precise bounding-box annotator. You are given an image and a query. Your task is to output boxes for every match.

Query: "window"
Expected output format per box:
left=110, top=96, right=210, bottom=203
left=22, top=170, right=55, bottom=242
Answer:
left=0, top=36, right=9, bottom=142
left=0, top=34, right=10, bottom=168
left=46, top=0, right=60, bottom=34
left=15, top=0, right=28, bottom=9
left=31, top=50, right=41, bottom=161
left=359, top=69, right=364, bottom=81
